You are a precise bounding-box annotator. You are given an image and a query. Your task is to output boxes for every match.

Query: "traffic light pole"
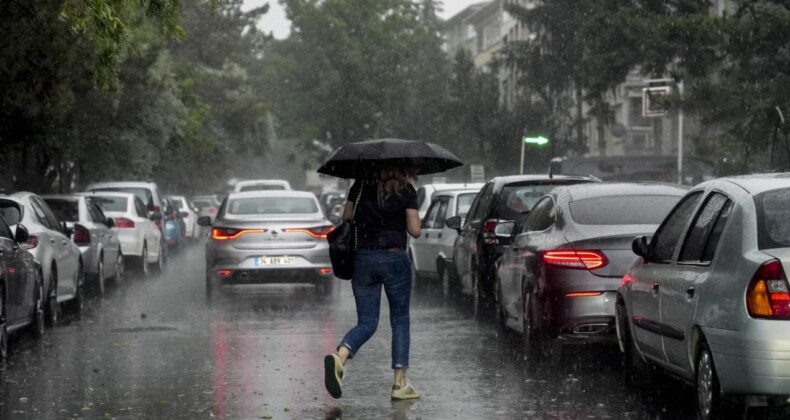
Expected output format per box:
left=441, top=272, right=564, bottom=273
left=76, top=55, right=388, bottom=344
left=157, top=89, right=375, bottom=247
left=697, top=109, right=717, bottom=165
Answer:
left=677, top=81, right=684, bottom=184
left=520, top=137, right=525, bottom=175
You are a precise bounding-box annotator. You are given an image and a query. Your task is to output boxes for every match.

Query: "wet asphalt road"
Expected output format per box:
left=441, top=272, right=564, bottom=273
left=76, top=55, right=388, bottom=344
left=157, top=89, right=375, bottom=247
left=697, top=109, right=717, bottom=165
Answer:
left=1, top=246, right=786, bottom=419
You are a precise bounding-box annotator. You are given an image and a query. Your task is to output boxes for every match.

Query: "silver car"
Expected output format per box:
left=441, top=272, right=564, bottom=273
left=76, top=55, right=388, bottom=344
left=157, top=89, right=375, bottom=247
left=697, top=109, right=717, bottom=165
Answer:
left=42, top=195, right=123, bottom=296
left=199, top=191, right=335, bottom=297
left=617, top=174, right=790, bottom=419
left=410, top=188, right=481, bottom=293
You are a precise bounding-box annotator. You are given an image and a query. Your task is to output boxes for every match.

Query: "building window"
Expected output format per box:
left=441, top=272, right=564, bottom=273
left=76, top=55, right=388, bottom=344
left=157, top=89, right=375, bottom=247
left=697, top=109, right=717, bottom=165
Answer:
left=628, top=97, right=651, bottom=128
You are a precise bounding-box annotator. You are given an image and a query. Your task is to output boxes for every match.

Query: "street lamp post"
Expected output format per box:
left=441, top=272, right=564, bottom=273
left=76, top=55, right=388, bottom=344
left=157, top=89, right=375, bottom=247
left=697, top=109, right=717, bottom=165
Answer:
left=520, top=136, right=550, bottom=174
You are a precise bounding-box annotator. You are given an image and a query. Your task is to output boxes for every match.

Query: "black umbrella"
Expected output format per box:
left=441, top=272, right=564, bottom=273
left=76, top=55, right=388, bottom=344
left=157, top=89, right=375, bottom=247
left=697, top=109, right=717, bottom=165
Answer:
left=317, top=138, right=464, bottom=179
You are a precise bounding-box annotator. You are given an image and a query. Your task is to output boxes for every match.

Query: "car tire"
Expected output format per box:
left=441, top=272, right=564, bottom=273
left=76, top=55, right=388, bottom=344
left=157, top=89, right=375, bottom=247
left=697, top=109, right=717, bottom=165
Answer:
left=438, top=262, right=453, bottom=299
left=205, top=273, right=219, bottom=300
left=0, top=285, right=7, bottom=359
left=137, top=245, right=150, bottom=278
left=494, top=277, right=507, bottom=329
left=521, top=288, right=557, bottom=364
left=150, top=243, right=164, bottom=275
left=616, top=299, right=651, bottom=383
left=30, top=274, right=45, bottom=338
left=69, top=262, right=85, bottom=315
left=45, top=268, right=59, bottom=327
left=113, top=252, right=124, bottom=287
left=696, top=342, right=746, bottom=420
left=95, top=259, right=105, bottom=297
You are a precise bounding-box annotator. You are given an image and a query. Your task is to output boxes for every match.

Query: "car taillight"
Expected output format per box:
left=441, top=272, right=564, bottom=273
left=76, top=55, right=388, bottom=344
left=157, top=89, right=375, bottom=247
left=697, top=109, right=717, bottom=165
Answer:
left=24, top=235, right=38, bottom=250
left=155, top=219, right=163, bottom=230
left=284, top=225, right=335, bottom=239
left=542, top=250, right=608, bottom=270
left=152, top=205, right=161, bottom=214
left=747, top=259, right=790, bottom=319
left=115, top=217, right=135, bottom=228
left=73, top=224, right=91, bottom=246
left=208, top=208, right=217, bottom=214
left=211, top=227, right=266, bottom=241
left=482, top=219, right=499, bottom=245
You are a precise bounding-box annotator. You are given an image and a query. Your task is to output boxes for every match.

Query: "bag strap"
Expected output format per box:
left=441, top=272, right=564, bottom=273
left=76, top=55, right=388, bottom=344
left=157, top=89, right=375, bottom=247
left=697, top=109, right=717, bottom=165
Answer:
left=352, top=181, right=364, bottom=251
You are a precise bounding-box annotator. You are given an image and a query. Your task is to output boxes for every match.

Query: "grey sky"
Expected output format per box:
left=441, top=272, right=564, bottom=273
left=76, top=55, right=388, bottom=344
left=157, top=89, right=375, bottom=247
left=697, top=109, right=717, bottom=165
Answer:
left=242, top=0, right=483, bottom=39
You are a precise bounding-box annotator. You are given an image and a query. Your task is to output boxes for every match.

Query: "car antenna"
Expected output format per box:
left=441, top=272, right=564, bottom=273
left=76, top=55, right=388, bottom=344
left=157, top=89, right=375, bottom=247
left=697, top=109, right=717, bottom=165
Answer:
left=589, top=174, right=603, bottom=182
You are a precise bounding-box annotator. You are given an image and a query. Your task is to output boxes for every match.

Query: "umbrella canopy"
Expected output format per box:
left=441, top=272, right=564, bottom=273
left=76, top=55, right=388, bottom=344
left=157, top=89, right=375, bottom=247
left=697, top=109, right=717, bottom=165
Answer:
left=317, top=138, right=464, bottom=179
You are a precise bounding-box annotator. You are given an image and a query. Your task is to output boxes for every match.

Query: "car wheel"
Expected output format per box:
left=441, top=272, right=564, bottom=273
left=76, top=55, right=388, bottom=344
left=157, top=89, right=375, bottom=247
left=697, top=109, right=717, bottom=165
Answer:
left=70, top=263, right=85, bottom=315
left=45, top=269, right=59, bottom=327
left=151, top=243, right=165, bottom=274
left=494, top=277, right=507, bottom=328
left=409, top=251, right=419, bottom=281
left=95, top=259, right=105, bottom=297
left=616, top=299, right=649, bottom=382
left=114, top=252, right=124, bottom=287
left=0, top=286, right=7, bottom=359
left=696, top=342, right=746, bottom=420
left=205, top=273, right=218, bottom=300
left=138, top=245, right=150, bottom=278
left=31, top=275, right=45, bottom=338
left=521, top=288, right=557, bottom=364
left=439, top=264, right=452, bottom=299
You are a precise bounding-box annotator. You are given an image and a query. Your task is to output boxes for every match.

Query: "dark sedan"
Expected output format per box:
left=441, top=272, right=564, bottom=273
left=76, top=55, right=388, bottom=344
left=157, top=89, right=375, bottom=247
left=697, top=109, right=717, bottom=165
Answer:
left=0, top=216, right=44, bottom=359
left=493, top=183, right=687, bottom=362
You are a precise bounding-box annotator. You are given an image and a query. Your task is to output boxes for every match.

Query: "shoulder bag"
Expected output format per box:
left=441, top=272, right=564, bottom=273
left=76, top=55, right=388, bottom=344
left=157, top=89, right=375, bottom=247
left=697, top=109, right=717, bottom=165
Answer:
left=327, top=182, right=364, bottom=280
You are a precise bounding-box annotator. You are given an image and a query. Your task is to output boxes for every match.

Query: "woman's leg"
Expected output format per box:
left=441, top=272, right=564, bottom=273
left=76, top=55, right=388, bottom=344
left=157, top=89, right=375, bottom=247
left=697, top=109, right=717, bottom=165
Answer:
left=382, top=251, right=412, bottom=375
left=337, top=261, right=382, bottom=361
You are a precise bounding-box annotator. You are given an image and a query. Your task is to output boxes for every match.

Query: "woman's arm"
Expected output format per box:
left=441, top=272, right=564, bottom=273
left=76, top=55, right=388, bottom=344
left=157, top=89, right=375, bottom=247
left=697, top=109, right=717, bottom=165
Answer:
left=406, top=209, right=421, bottom=238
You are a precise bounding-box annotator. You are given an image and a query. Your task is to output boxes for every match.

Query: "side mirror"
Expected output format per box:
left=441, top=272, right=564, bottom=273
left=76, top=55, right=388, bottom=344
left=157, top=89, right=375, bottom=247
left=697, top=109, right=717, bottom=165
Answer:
left=197, top=216, right=212, bottom=227
left=495, top=221, right=515, bottom=238
left=105, top=218, right=114, bottom=228
left=632, top=236, right=651, bottom=260
left=179, top=211, right=189, bottom=218
left=445, top=215, right=462, bottom=232
left=14, top=224, right=29, bottom=244
left=150, top=212, right=163, bottom=222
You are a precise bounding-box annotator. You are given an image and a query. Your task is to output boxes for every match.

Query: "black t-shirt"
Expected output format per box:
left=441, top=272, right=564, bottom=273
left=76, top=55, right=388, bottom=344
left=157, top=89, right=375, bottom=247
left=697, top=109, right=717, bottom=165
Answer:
left=348, top=178, right=418, bottom=249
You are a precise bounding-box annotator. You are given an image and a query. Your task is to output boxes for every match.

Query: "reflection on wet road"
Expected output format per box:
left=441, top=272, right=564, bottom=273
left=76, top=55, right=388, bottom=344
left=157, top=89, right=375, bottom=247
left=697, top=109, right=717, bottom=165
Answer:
left=0, top=246, right=785, bottom=419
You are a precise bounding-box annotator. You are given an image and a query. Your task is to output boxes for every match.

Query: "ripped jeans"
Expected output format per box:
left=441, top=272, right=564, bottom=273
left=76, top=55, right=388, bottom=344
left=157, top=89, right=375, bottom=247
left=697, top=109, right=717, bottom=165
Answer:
left=339, top=249, right=412, bottom=370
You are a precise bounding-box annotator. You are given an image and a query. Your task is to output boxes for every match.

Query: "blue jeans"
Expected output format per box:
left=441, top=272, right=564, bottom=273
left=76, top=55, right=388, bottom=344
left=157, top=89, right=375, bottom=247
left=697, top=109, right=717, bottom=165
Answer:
left=339, top=249, right=412, bottom=370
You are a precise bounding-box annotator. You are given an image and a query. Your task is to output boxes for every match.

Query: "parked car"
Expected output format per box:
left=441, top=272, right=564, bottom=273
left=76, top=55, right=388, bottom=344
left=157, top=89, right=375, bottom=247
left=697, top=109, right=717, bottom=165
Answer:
left=617, top=174, right=790, bottom=419
left=199, top=190, right=334, bottom=297
left=161, top=197, right=186, bottom=251
left=85, top=182, right=167, bottom=247
left=447, top=175, right=596, bottom=310
left=409, top=187, right=482, bottom=293
left=415, top=183, right=484, bottom=219
left=169, top=195, right=199, bottom=241
left=0, top=193, right=84, bottom=324
left=42, top=195, right=123, bottom=296
left=84, top=192, right=164, bottom=276
left=191, top=195, right=221, bottom=223
left=494, top=183, right=687, bottom=361
left=233, top=179, right=292, bottom=192
left=0, top=216, right=44, bottom=359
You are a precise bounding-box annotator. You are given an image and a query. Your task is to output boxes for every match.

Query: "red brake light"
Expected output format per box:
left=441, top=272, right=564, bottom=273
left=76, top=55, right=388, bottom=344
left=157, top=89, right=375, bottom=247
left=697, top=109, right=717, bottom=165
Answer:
left=23, top=235, right=38, bottom=250
left=483, top=219, right=498, bottom=233
left=284, top=225, right=335, bottom=239
left=217, top=270, right=232, bottom=277
left=212, top=227, right=266, bottom=241
left=151, top=206, right=161, bottom=214
left=482, top=219, right=500, bottom=245
left=208, top=208, right=217, bottom=214
left=542, top=250, right=608, bottom=270
left=73, top=224, right=91, bottom=246
left=114, top=217, right=135, bottom=228
left=747, top=260, right=790, bottom=319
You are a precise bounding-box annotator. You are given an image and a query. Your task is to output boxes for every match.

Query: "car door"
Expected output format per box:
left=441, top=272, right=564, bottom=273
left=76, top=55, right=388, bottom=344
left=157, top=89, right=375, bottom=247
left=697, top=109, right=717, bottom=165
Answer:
left=426, top=197, right=450, bottom=273
left=0, top=219, right=27, bottom=323
left=134, top=197, right=158, bottom=259
left=34, top=197, right=78, bottom=296
left=88, top=200, right=117, bottom=279
left=662, top=192, right=733, bottom=372
left=414, top=198, right=442, bottom=273
left=515, top=197, right=558, bottom=329
left=629, top=191, right=703, bottom=364
left=456, top=183, right=494, bottom=292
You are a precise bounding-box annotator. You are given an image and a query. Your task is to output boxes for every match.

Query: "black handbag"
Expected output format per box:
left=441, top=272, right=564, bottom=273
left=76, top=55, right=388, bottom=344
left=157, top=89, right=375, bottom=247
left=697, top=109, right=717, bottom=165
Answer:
left=327, top=182, right=364, bottom=280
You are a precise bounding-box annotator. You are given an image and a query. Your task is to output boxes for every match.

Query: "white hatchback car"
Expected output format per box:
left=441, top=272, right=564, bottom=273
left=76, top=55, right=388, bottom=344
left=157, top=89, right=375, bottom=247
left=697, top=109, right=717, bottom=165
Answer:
left=83, top=192, right=164, bottom=276
left=169, top=195, right=199, bottom=240
left=415, top=183, right=484, bottom=219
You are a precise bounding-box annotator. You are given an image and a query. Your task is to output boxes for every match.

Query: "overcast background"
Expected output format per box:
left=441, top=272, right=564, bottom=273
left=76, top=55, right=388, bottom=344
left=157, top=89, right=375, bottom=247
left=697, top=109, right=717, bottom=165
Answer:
left=242, top=0, right=481, bottom=39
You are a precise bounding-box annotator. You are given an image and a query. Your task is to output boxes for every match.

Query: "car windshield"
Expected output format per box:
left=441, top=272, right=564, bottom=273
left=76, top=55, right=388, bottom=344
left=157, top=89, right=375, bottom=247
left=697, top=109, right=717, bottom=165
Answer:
left=756, top=188, right=790, bottom=249
left=456, top=193, right=476, bottom=219
left=170, top=198, right=183, bottom=209
left=44, top=199, right=80, bottom=222
left=496, top=184, right=559, bottom=221
left=92, top=187, right=153, bottom=208
left=227, top=197, right=318, bottom=215
left=569, top=195, right=682, bottom=225
left=92, top=196, right=128, bottom=213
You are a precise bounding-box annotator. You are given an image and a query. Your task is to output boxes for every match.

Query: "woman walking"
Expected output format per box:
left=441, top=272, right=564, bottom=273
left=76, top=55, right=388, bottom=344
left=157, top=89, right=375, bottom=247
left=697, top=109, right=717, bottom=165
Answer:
left=324, top=165, right=422, bottom=401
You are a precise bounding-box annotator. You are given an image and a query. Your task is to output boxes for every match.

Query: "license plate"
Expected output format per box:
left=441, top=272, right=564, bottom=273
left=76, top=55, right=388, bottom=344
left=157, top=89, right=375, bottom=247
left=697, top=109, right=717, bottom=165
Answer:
left=255, top=256, right=295, bottom=266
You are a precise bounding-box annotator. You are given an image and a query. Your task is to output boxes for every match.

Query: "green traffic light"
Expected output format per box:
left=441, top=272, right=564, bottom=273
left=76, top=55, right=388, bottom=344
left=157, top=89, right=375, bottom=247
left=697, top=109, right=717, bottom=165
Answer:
left=524, top=136, right=549, bottom=146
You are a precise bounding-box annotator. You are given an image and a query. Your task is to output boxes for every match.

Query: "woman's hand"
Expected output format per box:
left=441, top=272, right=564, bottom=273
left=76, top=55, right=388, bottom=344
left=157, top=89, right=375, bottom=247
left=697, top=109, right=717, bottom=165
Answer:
left=406, top=209, right=421, bottom=238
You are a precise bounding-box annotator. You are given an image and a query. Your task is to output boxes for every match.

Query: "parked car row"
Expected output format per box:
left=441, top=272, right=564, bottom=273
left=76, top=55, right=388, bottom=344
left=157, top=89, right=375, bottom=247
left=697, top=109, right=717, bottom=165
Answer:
left=0, top=180, right=214, bottom=358
left=410, top=174, right=790, bottom=419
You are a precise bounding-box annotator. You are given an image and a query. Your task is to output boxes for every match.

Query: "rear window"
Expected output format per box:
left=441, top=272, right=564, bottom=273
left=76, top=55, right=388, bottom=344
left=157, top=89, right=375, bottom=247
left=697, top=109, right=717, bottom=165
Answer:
left=92, top=196, right=128, bottom=213
left=496, top=184, right=561, bottom=221
left=227, top=197, right=318, bottom=215
left=92, top=187, right=153, bottom=208
left=240, top=185, right=286, bottom=192
left=170, top=198, right=183, bottom=209
left=193, top=200, right=212, bottom=210
left=756, top=188, right=790, bottom=249
left=569, top=195, right=681, bottom=225
left=44, top=199, right=80, bottom=222
left=457, top=193, right=476, bottom=219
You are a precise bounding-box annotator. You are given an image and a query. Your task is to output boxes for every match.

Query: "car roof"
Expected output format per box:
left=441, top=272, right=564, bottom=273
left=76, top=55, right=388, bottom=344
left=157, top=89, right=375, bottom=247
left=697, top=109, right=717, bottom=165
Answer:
left=236, top=179, right=290, bottom=185
left=557, top=182, right=689, bottom=201
left=88, top=181, right=157, bottom=189
left=227, top=190, right=317, bottom=200
left=716, top=174, right=790, bottom=195
left=80, top=191, right=137, bottom=199
left=420, top=183, right=484, bottom=190
left=41, top=194, right=82, bottom=202
left=493, top=174, right=594, bottom=185
left=433, top=188, right=482, bottom=197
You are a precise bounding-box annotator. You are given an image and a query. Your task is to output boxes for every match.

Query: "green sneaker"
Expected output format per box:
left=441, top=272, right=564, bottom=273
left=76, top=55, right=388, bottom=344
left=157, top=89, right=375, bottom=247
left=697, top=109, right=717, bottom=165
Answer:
left=391, top=383, right=421, bottom=400
left=324, top=353, right=345, bottom=399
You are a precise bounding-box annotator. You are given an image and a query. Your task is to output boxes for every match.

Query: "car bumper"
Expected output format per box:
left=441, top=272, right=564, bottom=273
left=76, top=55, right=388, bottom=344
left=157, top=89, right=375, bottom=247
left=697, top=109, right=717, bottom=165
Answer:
left=116, top=229, right=143, bottom=258
left=79, top=245, right=100, bottom=275
left=206, top=242, right=332, bottom=284
left=704, top=321, right=790, bottom=396
left=544, top=268, right=619, bottom=343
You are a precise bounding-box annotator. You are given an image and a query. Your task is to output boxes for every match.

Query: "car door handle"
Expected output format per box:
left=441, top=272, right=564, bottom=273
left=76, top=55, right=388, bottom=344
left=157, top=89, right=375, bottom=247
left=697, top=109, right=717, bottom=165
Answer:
left=437, top=233, right=442, bottom=239
left=686, top=287, right=695, bottom=298
left=652, top=283, right=659, bottom=294
left=50, top=238, right=56, bottom=244
left=62, top=240, right=68, bottom=246
left=425, top=233, right=430, bottom=238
